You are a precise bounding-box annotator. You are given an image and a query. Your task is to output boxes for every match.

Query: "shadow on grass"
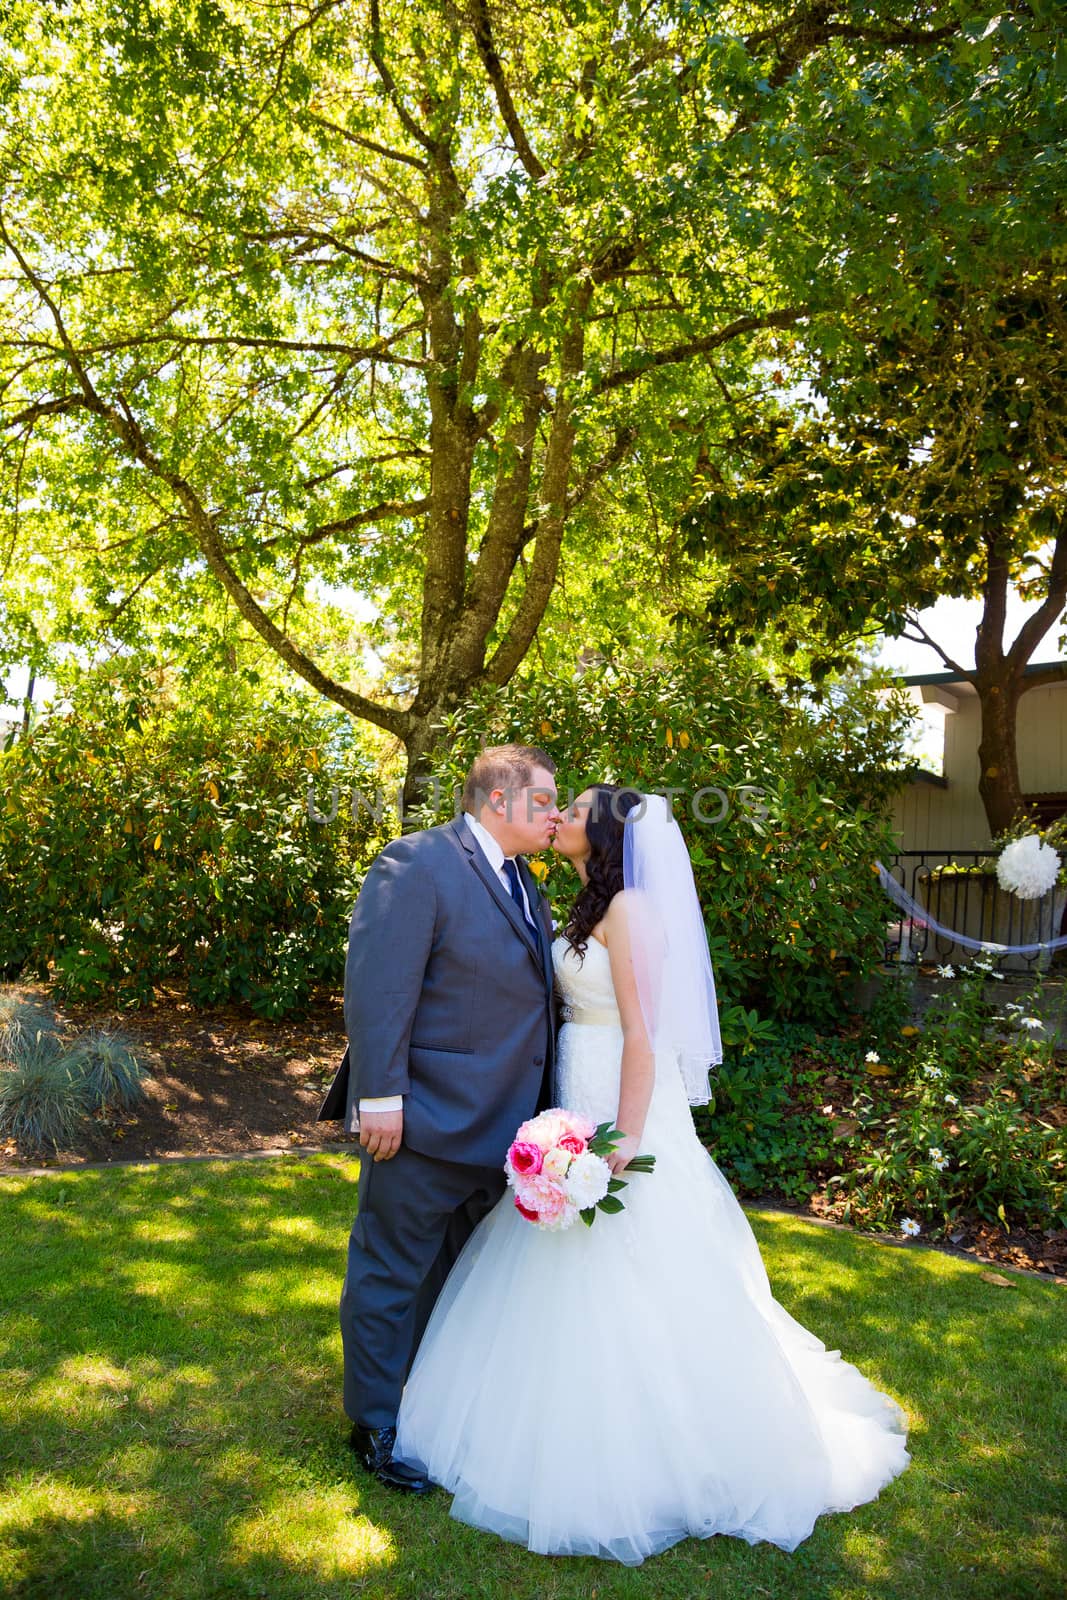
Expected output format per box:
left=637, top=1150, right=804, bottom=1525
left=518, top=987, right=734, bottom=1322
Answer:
left=0, top=1159, right=1063, bottom=1600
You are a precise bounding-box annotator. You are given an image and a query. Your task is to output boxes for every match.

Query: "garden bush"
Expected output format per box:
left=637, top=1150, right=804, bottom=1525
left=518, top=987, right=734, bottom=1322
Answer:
left=695, top=958, right=1066, bottom=1242
left=827, top=960, right=1067, bottom=1237
left=422, top=644, right=913, bottom=1031
left=0, top=661, right=391, bottom=1015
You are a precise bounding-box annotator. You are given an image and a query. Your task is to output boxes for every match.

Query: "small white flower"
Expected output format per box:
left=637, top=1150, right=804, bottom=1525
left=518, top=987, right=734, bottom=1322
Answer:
left=1020, top=1016, right=1044, bottom=1031
left=922, top=1064, right=944, bottom=1080
left=928, top=1147, right=949, bottom=1171
left=1004, top=1002, right=1024, bottom=1014
left=865, top=1050, right=881, bottom=1064
left=821, top=1104, right=834, bottom=1116
left=936, top=964, right=955, bottom=978
left=944, top=1093, right=960, bottom=1108
left=900, top=1217, right=921, bottom=1237
left=990, top=971, right=1005, bottom=981
left=563, top=1151, right=612, bottom=1209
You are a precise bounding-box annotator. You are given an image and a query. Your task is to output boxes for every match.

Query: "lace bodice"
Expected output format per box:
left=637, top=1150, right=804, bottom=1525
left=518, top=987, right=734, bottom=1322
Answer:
left=552, top=932, right=619, bottom=1019
left=550, top=933, right=698, bottom=1152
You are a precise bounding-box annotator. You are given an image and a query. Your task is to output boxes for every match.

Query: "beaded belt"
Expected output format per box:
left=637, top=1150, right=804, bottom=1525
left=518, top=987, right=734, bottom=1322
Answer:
left=560, top=1004, right=620, bottom=1026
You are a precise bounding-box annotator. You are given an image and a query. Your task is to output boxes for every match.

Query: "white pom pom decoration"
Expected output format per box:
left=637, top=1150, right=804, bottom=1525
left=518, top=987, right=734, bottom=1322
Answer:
left=995, top=834, right=1061, bottom=901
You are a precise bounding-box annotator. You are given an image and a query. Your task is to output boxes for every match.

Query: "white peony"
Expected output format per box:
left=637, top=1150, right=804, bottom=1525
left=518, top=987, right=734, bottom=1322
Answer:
left=563, top=1151, right=612, bottom=1209
left=996, top=834, right=1061, bottom=900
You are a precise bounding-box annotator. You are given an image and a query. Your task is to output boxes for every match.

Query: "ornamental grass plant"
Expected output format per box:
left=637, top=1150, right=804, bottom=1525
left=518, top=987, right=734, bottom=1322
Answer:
left=0, top=1024, right=91, bottom=1152
left=0, top=990, right=148, bottom=1153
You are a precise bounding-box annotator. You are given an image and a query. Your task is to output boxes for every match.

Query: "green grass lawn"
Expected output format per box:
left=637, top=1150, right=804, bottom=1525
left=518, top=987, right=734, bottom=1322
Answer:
left=0, top=1155, right=1063, bottom=1600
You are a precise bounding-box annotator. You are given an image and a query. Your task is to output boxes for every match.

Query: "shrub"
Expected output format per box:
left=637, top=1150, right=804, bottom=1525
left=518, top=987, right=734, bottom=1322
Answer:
left=0, top=662, right=391, bottom=1015
left=422, top=645, right=912, bottom=1028
left=827, top=960, right=1067, bottom=1235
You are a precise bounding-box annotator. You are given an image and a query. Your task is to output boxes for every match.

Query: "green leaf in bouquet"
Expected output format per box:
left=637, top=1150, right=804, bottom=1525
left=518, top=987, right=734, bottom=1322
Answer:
left=607, top=1178, right=627, bottom=1193
left=597, top=1194, right=625, bottom=1215
left=580, top=1205, right=596, bottom=1227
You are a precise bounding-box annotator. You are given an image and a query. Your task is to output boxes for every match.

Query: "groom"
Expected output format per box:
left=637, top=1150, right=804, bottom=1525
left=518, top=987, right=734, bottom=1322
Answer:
left=317, top=744, right=561, bottom=1493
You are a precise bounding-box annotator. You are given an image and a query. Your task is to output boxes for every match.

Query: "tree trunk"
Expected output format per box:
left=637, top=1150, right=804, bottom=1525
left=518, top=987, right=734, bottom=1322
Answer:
left=975, top=673, right=1025, bottom=838
left=398, top=696, right=466, bottom=826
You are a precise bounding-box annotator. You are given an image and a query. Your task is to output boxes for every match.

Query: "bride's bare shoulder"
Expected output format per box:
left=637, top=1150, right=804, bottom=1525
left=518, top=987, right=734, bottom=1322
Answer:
left=600, top=888, right=656, bottom=942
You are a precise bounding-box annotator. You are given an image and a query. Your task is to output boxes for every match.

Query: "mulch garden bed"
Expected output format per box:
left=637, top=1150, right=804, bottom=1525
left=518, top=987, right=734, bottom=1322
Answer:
left=0, top=981, right=357, bottom=1169
left=2, top=982, right=1063, bottom=1280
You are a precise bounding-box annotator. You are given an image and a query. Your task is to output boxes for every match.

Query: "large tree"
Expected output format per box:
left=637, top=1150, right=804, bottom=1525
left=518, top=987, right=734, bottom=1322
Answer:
left=0, top=1, right=1051, bottom=794
left=683, top=257, right=1067, bottom=836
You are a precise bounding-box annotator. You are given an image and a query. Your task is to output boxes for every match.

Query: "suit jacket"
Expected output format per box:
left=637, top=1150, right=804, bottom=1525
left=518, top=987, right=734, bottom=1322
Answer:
left=318, top=816, right=556, bottom=1168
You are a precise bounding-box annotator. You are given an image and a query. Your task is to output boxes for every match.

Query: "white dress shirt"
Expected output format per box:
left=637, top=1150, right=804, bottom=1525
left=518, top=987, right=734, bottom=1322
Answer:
left=357, top=813, right=536, bottom=1119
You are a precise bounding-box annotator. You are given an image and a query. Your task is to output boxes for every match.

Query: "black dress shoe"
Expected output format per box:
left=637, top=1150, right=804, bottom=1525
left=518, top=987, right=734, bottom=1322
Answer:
left=349, top=1422, right=434, bottom=1495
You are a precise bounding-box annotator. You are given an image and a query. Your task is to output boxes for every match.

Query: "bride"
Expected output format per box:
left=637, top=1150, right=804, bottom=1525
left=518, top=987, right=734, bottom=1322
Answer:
left=395, top=785, right=910, bottom=1565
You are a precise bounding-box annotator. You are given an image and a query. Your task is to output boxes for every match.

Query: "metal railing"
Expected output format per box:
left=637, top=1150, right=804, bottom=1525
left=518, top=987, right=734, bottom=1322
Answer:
left=881, top=851, right=1067, bottom=973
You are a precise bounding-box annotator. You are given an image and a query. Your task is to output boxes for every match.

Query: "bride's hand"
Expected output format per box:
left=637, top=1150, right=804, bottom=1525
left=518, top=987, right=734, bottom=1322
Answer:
left=608, top=1133, right=642, bottom=1175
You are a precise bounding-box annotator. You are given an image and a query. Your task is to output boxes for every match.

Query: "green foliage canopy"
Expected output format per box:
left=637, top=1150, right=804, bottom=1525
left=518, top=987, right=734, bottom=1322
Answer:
left=0, top=1, right=1059, bottom=775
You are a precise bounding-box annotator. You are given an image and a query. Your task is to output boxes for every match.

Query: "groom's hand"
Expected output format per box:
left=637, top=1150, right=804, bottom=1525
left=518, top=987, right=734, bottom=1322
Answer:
left=360, top=1109, right=403, bottom=1162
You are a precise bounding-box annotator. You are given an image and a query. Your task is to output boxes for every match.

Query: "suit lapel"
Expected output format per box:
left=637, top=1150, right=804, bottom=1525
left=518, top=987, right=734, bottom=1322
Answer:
left=450, top=817, right=545, bottom=973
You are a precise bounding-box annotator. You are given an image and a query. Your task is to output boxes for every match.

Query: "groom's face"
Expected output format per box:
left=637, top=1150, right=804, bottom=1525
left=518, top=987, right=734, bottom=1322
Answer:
left=485, top=764, right=561, bottom=856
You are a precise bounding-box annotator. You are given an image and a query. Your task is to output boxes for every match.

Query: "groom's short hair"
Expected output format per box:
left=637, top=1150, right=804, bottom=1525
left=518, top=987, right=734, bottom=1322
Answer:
left=462, top=744, right=556, bottom=816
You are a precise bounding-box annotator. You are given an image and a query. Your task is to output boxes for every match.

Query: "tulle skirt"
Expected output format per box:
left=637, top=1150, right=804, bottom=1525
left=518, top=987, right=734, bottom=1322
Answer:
left=395, top=1030, right=910, bottom=1565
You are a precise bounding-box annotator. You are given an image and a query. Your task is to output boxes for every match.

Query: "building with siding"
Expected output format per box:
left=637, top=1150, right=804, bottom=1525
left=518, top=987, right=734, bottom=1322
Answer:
left=891, top=660, right=1067, bottom=854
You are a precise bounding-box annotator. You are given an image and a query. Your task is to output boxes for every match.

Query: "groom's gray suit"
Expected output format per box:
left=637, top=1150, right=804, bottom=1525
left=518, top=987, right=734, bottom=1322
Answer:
left=318, top=814, right=555, bottom=1428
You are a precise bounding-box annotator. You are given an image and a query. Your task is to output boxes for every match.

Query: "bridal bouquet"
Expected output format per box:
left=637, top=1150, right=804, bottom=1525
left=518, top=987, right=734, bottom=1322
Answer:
left=505, top=1108, right=655, bottom=1231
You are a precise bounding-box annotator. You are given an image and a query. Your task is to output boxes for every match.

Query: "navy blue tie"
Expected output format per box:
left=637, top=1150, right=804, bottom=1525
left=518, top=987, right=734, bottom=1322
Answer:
left=502, top=857, right=539, bottom=940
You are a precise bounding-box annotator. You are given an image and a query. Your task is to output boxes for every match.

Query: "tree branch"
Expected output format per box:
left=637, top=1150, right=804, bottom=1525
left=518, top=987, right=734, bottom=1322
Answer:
left=484, top=285, right=593, bottom=683
left=305, top=110, right=429, bottom=174
left=5, top=393, right=91, bottom=428
left=290, top=494, right=431, bottom=551
left=194, top=219, right=429, bottom=287
left=469, top=0, right=547, bottom=181
left=900, top=615, right=969, bottom=678
left=567, top=424, right=639, bottom=511
left=590, top=308, right=806, bottom=394
left=103, top=563, right=165, bottom=626
left=1007, top=523, right=1067, bottom=672
left=368, top=0, right=437, bottom=154
left=1019, top=662, right=1067, bottom=693
left=84, top=331, right=425, bottom=367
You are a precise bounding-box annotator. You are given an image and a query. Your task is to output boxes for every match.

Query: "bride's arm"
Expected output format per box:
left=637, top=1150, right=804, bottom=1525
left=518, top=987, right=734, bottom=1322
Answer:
left=602, top=890, right=656, bottom=1175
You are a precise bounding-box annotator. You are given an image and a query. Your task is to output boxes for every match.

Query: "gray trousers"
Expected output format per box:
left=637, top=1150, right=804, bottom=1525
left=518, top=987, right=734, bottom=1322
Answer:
left=340, top=1142, right=505, bottom=1428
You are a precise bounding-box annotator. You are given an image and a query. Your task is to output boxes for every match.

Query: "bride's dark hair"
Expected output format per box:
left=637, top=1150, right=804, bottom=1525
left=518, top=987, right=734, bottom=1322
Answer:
left=563, top=784, right=645, bottom=961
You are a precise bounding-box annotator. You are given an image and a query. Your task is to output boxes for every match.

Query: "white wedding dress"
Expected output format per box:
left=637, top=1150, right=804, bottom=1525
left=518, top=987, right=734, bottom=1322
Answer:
left=395, top=934, right=910, bottom=1565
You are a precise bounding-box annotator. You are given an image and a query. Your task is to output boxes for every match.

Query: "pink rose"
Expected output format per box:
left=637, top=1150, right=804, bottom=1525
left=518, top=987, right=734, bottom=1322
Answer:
left=513, top=1172, right=577, bottom=1230
left=557, top=1130, right=587, bottom=1158
left=507, top=1140, right=544, bottom=1177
